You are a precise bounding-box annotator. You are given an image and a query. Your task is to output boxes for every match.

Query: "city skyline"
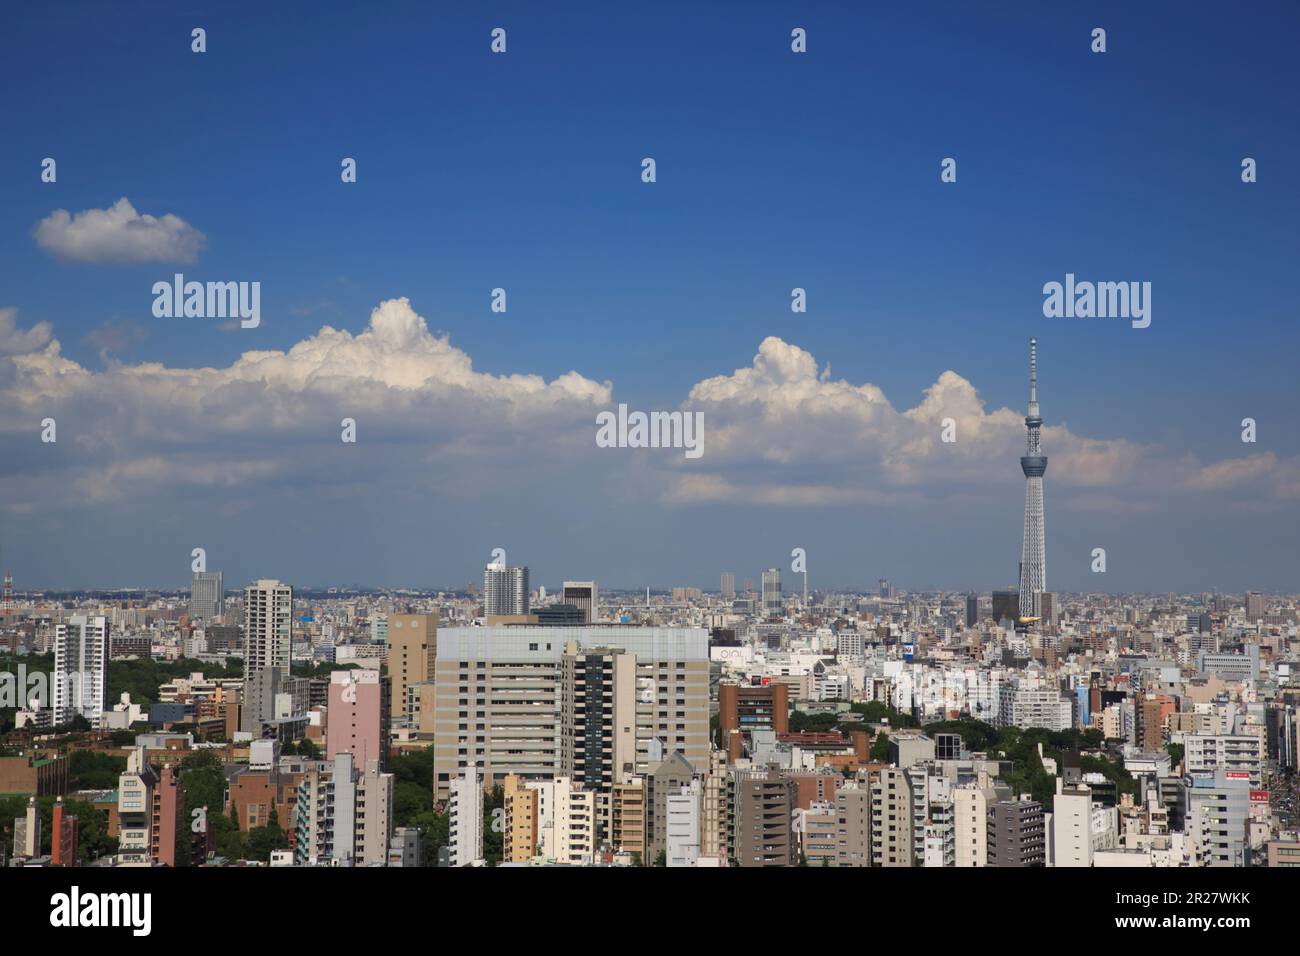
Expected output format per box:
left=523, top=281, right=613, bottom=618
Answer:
left=3, top=4, right=1299, bottom=593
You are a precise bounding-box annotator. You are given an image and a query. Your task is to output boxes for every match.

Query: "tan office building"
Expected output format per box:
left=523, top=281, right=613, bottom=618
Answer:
left=387, top=613, right=437, bottom=726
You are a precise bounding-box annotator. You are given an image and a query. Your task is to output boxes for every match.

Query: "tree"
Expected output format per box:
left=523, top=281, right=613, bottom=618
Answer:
left=654, top=848, right=667, bottom=867
left=1167, top=742, right=1184, bottom=770
left=870, top=731, right=891, bottom=762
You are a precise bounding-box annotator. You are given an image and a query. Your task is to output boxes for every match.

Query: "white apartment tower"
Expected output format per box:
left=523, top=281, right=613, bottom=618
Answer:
left=243, top=579, right=292, bottom=680
left=484, top=565, right=529, bottom=617
left=53, top=614, right=109, bottom=724
left=449, top=763, right=484, bottom=867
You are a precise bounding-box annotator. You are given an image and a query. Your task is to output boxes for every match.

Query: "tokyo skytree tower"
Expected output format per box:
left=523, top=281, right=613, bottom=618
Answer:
left=1019, top=337, right=1047, bottom=619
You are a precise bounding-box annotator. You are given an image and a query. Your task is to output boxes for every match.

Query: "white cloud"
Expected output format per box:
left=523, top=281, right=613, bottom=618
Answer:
left=35, top=197, right=206, bottom=264
left=0, top=297, right=611, bottom=510
left=0, top=307, right=53, bottom=355
left=669, top=336, right=1300, bottom=510
left=0, top=316, right=1294, bottom=519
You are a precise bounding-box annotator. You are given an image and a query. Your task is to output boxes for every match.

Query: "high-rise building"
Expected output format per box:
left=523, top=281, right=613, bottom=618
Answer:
left=1051, top=785, right=1094, bottom=867
left=720, top=573, right=735, bottom=600
left=1039, top=591, right=1057, bottom=626
left=294, top=753, right=393, bottom=866
left=719, top=681, right=789, bottom=760
left=871, top=768, right=915, bottom=867
left=386, top=612, right=437, bottom=726
left=432, top=627, right=709, bottom=798
left=988, top=799, right=1045, bottom=867
left=1245, top=591, right=1266, bottom=622
left=53, top=614, right=109, bottom=725
left=190, top=570, right=224, bottom=621
left=1187, top=771, right=1252, bottom=867
left=965, top=594, right=979, bottom=628
left=733, top=768, right=796, bottom=867
left=761, top=568, right=782, bottom=618
left=954, top=785, right=995, bottom=867
left=991, top=590, right=1020, bottom=627
left=448, top=763, right=484, bottom=867
left=13, top=796, right=40, bottom=859
left=502, top=774, right=539, bottom=863
left=326, top=669, right=389, bottom=770
left=607, top=779, right=647, bottom=861
left=1018, top=337, right=1048, bottom=619
left=243, top=580, right=292, bottom=681
left=833, top=787, right=872, bottom=867
left=561, top=581, right=598, bottom=623
left=560, top=644, right=637, bottom=791
left=484, top=565, right=529, bottom=617
left=117, top=747, right=181, bottom=867
left=51, top=796, right=78, bottom=866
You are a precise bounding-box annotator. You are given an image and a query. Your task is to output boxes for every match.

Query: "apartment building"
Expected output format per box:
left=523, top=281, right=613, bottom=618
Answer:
left=294, top=753, right=393, bottom=866
left=871, top=768, right=914, bottom=867
left=733, top=768, right=796, bottom=867
left=987, top=799, right=1045, bottom=867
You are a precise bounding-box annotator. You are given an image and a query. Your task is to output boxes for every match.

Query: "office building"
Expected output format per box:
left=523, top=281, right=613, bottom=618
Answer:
left=719, top=681, right=789, bottom=760
left=387, top=612, right=437, bottom=726
left=561, top=581, right=598, bottom=623
left=190, top=570, right=224, bottom=621
left=761, top=568, right=782, bottom=618
left=432, top=626, right=709, bottom=798
left=1183, top=734, right=1263, bottom=788
left=1187, top=771, right=1252, bottom=867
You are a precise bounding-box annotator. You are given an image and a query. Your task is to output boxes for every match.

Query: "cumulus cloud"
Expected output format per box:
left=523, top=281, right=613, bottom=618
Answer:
left=0, top=315, right=1294, bottom=519
left=0, top=298, right=610, bottom=511
left=663, top=336, right=1300, bottom=510
left=35, top=197, right=206, bottom=264
left=0, top=307, right=53, bottom=355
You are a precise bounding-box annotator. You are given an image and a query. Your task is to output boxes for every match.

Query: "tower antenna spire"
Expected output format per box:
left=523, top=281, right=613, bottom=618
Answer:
left=1019, top=338, right=1047, bottom=621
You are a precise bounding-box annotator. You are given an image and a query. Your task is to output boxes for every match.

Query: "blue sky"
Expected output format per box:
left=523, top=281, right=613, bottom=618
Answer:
left=1, top=1, right=1298, bottom=593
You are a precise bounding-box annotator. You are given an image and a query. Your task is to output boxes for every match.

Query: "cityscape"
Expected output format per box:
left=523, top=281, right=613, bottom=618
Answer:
left=1, top=2, right=1296, bottom=935
left=2, top=336, right=1297, bottom=873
